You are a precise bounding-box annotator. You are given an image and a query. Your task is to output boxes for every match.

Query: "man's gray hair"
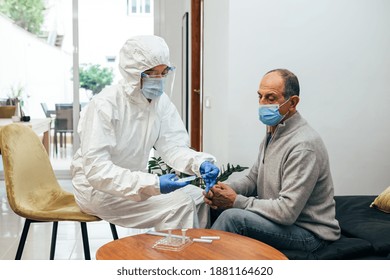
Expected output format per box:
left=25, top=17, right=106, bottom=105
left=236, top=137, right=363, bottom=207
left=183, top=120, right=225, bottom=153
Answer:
left=266, top=69, right=300, bottom=98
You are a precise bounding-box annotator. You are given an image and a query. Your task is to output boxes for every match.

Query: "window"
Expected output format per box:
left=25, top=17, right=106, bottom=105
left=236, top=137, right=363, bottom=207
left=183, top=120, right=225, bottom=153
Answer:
left=128, top=0, right=152, bottom=15
left=145, top=0, right=150, bottom=13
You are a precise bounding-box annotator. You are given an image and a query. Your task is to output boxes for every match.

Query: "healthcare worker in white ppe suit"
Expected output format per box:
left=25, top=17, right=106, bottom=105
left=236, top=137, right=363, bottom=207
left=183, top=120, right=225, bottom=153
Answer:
left=71, top=35, right=219, bottom=230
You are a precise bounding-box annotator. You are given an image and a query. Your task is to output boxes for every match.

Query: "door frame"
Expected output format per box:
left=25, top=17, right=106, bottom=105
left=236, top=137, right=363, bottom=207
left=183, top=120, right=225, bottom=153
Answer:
left=190, top=0, right=202, bottom=151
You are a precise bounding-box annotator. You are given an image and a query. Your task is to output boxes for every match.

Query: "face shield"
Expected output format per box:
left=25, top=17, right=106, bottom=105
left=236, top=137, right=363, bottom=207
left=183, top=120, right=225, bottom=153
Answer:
left=141, top=66, right=176, bottom=99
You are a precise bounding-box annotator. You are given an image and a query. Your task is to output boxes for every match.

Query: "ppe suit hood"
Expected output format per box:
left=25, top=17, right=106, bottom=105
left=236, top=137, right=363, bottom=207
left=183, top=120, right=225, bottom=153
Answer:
left=119, top=35, right=170, bottom=97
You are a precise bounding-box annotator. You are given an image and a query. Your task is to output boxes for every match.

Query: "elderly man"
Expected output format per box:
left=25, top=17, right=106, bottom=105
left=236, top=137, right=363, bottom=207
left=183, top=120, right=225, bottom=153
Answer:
left=205, top=69, right=340, bottom=252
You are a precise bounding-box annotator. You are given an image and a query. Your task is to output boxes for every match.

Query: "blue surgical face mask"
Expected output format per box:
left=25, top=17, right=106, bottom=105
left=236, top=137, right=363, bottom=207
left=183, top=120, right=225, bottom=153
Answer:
left=141, top=76, right=166, bottom=100
left=258, top=99, right=290, bottom=126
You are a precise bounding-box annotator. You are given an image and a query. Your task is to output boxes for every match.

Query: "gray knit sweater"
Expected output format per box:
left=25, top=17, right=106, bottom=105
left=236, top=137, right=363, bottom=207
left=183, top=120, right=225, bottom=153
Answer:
left=231, top=112, right=341, bottom=241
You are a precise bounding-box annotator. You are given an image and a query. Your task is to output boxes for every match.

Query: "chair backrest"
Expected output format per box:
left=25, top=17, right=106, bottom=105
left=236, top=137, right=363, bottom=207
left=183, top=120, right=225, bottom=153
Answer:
left=40, top=103, right=51, bottom=118
left=0, top=124, right=66, bottom=218
left=0, top=106, right=16, bottom=118
left=55, top=103, right=73, bottom=132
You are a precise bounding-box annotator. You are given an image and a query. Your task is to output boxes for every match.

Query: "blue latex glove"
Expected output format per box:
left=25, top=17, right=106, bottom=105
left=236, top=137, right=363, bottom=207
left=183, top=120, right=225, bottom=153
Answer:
left=200, top=161, right=220, bottom=193
left=159, top=174, right=190, bottom=194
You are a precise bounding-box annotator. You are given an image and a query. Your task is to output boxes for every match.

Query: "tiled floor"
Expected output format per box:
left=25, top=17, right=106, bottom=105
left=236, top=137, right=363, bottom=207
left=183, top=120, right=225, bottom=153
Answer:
left=0, top=137, right=148, bottom=260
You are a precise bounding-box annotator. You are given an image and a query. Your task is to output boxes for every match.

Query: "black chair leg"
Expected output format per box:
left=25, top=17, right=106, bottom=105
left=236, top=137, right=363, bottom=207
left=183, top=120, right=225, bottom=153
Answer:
left=80, top=222, right=91, bottom=260
left=15, top=219, right=32, bottom=260
left=110, top=223, right=119, bottom=240
left=54, top=131, right=58, bottom=154
left=50, top=221, right=58, bottom=260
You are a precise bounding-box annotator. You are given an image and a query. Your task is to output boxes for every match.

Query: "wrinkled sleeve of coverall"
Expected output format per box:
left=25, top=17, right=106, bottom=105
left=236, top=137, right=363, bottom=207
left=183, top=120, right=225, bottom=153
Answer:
left=79, top=101, right=160, bottom=202
left=154, top=97, right=216, bottom=177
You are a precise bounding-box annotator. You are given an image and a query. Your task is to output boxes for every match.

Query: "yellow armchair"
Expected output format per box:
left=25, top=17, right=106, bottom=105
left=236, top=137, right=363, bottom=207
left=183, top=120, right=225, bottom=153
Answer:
left=0, top=123, right=118, bottom=259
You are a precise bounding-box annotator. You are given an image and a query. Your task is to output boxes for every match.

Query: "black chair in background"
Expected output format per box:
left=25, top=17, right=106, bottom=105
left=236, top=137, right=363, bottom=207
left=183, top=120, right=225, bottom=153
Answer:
left=40, top=103, right=55, bottom=118
left=40, top=102, right=56, bottom=130
left=54, top=103, right=73, bottom=154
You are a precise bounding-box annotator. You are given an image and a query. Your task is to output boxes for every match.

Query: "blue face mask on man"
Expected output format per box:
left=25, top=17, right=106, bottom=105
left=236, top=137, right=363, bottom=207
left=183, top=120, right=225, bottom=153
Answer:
left=258, top=98, right=290, bottom=126
left=141, top=76, right=166, bottom=99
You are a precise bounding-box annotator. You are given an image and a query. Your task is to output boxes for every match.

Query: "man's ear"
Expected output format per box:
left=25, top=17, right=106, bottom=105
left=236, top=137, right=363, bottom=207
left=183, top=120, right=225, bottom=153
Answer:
left=289, top=95, right=300, bottom=109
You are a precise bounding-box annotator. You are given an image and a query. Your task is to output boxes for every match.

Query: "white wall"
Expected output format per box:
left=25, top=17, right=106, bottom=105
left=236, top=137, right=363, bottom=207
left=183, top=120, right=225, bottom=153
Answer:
left=203, top=1, right=231, bottom=165
left=203, top=0, right=390, bottom=195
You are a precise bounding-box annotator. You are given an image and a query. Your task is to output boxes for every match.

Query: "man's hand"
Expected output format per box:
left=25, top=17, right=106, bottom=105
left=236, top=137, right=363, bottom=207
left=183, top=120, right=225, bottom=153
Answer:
left=203, top=182, right=237, bottom=209
left=203, top=188, right=217, bottom=209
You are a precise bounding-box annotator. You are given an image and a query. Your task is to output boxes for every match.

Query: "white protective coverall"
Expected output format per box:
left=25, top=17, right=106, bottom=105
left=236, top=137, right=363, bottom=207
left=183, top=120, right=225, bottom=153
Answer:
left=71, top=35, right=216, bottom=230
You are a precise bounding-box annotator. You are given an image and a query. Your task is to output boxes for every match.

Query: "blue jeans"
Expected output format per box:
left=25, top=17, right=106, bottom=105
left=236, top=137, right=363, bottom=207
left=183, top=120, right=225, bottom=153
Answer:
left=211, top=208, right=328, bottom=252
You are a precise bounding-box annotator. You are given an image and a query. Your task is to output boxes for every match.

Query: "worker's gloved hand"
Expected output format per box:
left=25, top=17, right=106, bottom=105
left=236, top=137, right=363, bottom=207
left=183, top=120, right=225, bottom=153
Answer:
left=159, top=174, right=189, bottom=194
left=200, top=161, right=220, bottom=193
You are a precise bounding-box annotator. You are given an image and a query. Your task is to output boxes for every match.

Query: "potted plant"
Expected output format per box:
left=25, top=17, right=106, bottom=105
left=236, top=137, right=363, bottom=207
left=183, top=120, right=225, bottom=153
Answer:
left=6, top=83, right=25, bottom=105
left=3, top=83, right=29, bottom=120
left=148, top=156, right=248, bottom=189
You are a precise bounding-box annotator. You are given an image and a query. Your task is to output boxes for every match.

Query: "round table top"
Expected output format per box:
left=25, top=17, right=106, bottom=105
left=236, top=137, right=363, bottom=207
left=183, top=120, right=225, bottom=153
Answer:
left=96, top=228, right=288, bottom=260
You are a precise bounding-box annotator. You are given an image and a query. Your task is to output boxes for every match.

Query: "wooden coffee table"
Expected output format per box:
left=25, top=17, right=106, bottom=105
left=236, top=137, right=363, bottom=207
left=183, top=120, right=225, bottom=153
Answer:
left=96, top=229, right=288, bottom=260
